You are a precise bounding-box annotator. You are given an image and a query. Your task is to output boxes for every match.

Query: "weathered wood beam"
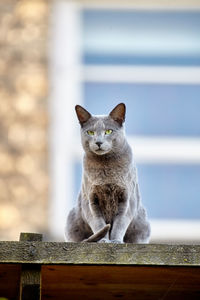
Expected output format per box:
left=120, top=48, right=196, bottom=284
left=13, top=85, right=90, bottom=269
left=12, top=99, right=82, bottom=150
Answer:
left=19, top=233, right=43, bottom=242
left=19, top=233, right=43, bottom=300
left=0, top=240, right=200, bottom=266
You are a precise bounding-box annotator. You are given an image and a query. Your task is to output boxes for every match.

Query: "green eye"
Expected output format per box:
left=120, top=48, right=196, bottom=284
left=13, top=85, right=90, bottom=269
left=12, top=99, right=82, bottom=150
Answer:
left=105, top=129, right=113, bottom=135
left=87, top=130, right=95, bottom=136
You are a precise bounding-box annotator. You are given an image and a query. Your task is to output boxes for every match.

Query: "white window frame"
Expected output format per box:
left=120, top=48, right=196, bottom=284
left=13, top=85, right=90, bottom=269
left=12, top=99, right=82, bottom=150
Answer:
left=49, top=0, right=200, bottom=241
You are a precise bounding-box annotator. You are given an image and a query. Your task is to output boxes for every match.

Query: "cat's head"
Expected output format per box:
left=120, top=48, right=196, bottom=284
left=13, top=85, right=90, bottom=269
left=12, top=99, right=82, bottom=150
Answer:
left=75, top=103, right=126, bottom=156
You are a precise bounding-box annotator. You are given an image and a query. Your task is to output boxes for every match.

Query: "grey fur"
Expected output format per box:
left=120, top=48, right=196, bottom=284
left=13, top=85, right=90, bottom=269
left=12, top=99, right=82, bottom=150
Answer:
left=65, top=103, right=150, bottom=243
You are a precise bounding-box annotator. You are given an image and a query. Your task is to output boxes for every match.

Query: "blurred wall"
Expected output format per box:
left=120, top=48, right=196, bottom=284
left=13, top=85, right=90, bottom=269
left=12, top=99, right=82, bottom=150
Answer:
left=0, top=0, right=48, bottom=240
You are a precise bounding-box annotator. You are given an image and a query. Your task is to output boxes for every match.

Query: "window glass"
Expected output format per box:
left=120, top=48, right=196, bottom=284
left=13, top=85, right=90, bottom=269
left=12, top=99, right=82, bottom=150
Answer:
left=138, top=164, right=200, bottom=219
left=73, top=161, right=82, bottom=205
left=82, top=10, right=200, bottom=66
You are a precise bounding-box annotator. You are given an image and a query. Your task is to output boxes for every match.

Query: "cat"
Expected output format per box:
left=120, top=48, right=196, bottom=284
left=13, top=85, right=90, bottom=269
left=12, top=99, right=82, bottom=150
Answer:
left=65, top=103, right=150, bottom=243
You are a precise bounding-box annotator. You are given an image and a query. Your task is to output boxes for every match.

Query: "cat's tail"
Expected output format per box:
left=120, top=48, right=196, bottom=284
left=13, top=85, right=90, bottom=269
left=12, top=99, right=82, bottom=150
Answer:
left=82, top=224, right=110, bottom=243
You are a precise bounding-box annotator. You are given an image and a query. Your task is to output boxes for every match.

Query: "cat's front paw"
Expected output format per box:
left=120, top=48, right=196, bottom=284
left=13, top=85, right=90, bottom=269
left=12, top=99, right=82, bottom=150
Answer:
left=98, top=238, right=110, bottom=243
left=110, top=239, right=124, bottom=244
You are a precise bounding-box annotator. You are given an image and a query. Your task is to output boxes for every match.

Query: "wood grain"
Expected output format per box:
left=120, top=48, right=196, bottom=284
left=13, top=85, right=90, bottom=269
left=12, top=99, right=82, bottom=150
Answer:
left=0, top=242, right=200, bottom=266
left=42, top=265, right=200, bottom=300
left=0, top=264, right=21, bottom=300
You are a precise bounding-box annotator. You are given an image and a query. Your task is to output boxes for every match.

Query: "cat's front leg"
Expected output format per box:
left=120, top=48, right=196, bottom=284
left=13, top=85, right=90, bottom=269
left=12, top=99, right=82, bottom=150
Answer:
left=86, top=191, right=110, bottom=241
left=110, top=190, right=131, bottom=243
left=88, top=217, right=110, bottom=242
left=110, top=214, right=131, bottom=243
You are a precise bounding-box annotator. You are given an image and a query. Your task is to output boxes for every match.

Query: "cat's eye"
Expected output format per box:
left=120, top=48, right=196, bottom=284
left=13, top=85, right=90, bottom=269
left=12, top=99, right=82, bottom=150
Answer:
left=105, top=129, right=113, bottom=135
left=87, top=130, right=95, bottom=136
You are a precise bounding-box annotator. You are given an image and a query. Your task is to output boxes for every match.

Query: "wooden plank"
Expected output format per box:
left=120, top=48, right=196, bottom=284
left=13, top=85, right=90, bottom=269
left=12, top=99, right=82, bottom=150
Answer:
left=1, top=264, right=200, bottom=300
left=19, top=233, right=42, bottom=300
left=20, top=264, right=41, bottom=300
left=19, top=233, right=43, bottom=242
left=42, top=265, right=200, bottom=300
left=0, top=264, right=21, bottom=300
left=0, top=242, right=200, bottom=266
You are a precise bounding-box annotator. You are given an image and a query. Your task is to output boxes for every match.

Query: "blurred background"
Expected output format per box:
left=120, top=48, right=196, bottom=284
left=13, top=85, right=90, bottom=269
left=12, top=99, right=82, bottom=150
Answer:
left=0, top=0, right=200, bottom=243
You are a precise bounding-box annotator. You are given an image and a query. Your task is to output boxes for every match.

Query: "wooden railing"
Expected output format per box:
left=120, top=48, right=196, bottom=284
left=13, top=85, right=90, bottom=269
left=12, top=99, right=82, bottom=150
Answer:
left=0, top=233, right=200, bottom=299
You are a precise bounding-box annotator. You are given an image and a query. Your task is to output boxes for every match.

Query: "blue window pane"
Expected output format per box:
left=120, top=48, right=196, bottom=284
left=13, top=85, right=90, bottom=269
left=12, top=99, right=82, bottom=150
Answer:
left=138, top=164, right=200, bottom=220
left=84, top=83, right=200, bottom=137
left=82, top=10, right=200, bottom=66
left=73, top=161, right=82, bottom=205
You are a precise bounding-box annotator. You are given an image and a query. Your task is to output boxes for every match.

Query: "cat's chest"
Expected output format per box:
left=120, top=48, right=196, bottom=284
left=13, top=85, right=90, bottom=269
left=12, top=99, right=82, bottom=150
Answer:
left=90, top=183, right=127, bottom=224
left=83, top=155, right=136, bottom=189
left=85, top=163, right=127, bottom=185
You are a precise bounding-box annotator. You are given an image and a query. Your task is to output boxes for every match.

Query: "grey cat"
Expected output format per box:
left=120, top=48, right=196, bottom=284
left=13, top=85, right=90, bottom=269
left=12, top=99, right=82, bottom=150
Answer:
left=65, top=103, right=150, bottom=243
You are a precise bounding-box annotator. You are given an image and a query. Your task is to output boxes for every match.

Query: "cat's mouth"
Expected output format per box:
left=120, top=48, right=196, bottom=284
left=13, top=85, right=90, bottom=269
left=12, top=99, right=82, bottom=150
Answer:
left=95, top=148, right=104, bottom=153
left=94, top=148, right=110, bottom=155
left=95, top=144, right=103, bottom=151
left=92, top=146, right=105, bottom=154
left=90, top=142, right=111, bottom=155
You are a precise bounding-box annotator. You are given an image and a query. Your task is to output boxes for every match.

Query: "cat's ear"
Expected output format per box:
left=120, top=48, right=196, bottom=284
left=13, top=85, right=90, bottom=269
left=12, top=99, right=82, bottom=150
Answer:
left=109, top=103, right=126, bottom=126
left=75, top=105, right=91, bottom=127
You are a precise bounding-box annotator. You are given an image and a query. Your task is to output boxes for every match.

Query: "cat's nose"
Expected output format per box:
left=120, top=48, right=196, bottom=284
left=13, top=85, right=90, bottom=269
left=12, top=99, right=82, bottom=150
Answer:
left=96, top=142, right=103, bottom=148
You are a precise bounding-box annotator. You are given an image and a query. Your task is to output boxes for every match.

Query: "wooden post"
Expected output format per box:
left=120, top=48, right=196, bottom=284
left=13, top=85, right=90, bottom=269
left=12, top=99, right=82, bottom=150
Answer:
left=19, top=233, right=43, bottom=300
